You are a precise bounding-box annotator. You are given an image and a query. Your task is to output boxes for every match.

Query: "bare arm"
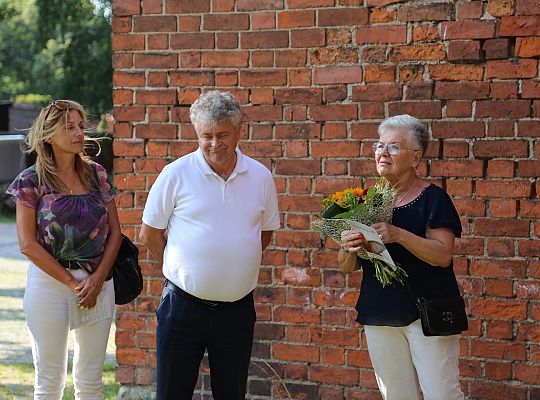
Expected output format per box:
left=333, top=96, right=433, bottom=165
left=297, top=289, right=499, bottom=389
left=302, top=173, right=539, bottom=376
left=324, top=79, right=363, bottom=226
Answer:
left=372, top=222, right=456, bottom=267
left=139, top=223, right=167, bottom=264
left=15, top=200, right=80, bottom=293
left=261, top=230, right=273, bottom=251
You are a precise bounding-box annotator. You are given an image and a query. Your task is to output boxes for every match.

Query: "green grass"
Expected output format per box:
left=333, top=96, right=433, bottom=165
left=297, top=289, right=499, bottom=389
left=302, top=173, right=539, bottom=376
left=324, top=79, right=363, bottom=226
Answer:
left=0, top=362, right=119, bottom=400
left=0, top=213, right=16, bottom=223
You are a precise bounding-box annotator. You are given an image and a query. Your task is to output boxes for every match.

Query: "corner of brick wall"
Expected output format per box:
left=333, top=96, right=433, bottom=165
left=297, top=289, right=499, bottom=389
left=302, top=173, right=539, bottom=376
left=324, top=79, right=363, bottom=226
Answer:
left=111, top=0, right=540, bottom=398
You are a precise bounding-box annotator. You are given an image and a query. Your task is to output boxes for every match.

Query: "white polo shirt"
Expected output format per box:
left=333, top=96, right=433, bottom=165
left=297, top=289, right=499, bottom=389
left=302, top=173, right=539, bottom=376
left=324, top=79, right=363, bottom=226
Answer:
left=142, top=148, right=280, bottom=301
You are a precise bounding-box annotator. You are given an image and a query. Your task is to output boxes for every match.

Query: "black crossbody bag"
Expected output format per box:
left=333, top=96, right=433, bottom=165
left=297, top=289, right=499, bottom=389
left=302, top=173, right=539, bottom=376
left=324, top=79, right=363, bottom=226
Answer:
left=406, top=282, right=468, bottom=337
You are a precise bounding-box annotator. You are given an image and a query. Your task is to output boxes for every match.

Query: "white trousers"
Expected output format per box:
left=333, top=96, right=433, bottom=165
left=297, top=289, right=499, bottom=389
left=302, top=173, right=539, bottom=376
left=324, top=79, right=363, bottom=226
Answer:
left=24, top=263, right=114, bottom=400
left=364, top=319, right=464, bottom=400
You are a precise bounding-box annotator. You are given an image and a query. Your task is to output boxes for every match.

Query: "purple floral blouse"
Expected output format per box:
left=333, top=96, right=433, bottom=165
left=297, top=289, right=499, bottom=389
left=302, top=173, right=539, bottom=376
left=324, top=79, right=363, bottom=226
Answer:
left=7, top=161, right=116, bottom=272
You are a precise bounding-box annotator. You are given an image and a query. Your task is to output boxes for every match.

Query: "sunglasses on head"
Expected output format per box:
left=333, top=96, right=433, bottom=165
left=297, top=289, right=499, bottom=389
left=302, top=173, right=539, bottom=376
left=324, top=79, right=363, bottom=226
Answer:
left=43, top=100, right=73, bottom=122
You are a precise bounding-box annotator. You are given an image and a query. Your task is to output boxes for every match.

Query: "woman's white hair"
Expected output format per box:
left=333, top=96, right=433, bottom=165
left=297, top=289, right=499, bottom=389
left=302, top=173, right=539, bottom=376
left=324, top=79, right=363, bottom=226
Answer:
left=190, top=91, right=242, bottom=128
left=378, top=114, right=429, bottom=156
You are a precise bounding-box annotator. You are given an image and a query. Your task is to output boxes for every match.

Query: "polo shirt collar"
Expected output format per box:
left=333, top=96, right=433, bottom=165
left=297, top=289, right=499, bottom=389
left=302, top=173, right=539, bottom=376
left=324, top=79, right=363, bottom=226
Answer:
left=195, top=147, right=248, bottom=177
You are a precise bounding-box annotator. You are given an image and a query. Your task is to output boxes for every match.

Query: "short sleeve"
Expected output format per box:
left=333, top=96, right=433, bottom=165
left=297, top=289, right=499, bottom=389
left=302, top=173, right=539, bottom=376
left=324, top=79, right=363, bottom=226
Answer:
left=426, top=186, right=462, bottom=238
left=6, top=167, right=40, bottom=209
left=91, top=162, right=117, bottom=203
left=142, top=164, right=176, bottom=230
left=261, top=172, right=280, bottom=231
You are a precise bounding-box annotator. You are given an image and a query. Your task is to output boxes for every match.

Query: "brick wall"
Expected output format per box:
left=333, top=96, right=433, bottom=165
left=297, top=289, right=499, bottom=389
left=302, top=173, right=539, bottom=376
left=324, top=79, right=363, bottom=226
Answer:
left=111, top=0, right=540, bottom=398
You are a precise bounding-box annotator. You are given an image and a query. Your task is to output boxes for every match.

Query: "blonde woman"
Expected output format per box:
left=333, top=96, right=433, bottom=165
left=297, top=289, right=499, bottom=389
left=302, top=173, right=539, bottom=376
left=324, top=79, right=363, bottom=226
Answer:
left=6, top=100, right=121, bottom=400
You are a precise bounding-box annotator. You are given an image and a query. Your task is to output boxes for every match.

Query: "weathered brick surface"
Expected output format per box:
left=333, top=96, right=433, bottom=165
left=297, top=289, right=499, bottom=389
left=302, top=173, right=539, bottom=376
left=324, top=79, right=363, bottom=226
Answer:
left=112, top=0, right=539, bottom=397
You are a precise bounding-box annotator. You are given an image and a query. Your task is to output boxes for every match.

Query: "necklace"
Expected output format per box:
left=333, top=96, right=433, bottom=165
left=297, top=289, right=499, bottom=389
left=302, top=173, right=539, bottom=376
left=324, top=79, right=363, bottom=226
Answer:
left=394, top=178, right=416, bottom=207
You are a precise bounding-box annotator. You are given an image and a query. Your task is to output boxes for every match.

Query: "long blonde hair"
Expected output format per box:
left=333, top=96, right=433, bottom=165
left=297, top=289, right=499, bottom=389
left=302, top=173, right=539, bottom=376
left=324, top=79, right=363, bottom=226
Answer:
left=25, top=100, right=97, bottom=194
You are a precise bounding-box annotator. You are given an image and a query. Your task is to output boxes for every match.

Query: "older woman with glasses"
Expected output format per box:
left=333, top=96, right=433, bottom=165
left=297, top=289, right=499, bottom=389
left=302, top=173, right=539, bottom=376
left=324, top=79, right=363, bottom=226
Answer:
left=339, top=115, right=465, bottom=400
left=6, top=100, right=121, bottom=399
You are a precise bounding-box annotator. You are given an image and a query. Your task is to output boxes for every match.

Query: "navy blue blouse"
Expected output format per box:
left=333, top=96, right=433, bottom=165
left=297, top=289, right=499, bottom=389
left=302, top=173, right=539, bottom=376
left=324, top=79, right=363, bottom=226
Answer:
left=355, top=184, right=462, bottom=327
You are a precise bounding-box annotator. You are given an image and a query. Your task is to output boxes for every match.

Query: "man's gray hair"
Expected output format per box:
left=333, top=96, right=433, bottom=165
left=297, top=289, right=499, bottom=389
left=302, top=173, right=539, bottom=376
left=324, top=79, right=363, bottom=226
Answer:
left=378, top=114, right=429, bottom=156
left=190, top=91, right=242, bottom=128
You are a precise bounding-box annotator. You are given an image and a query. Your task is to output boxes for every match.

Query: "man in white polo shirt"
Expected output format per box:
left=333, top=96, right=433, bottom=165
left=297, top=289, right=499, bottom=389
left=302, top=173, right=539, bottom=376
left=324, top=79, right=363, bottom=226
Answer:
left=139, top=91, right=280, bottom=400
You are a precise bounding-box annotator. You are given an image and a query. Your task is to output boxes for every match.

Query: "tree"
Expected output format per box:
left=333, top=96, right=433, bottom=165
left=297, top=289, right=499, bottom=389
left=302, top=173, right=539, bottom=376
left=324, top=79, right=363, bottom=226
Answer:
left=0, top=0, right=112, bottom=115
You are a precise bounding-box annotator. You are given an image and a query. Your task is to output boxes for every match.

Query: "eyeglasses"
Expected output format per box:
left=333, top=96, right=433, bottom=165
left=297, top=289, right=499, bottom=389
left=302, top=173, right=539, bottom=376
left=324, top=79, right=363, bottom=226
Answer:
left=43, top=100, right=72, bottom=123
left=371, top=142, right=420, bottom=155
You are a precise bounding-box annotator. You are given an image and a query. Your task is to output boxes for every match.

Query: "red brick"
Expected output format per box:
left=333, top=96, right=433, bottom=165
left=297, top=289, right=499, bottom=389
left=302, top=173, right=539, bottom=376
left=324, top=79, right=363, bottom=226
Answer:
left=390, top=44, right=446, bottom=61
left=136, top=90, right=177, bottom=105
left=240, top=70, right=286, bottom=86
left=457, top=1, right=484, bottom=19
left=352, top=84, right=402, bottom=101
left=310, top=48, right=358, bottom=64
left=516, top=37, right=540, bottom=58
left=314, top=66, right=362, bottom=85
left=488, top=120, right=514, bottom=137
left=133, top=16, right=177, bottom=32
left=134, top=53, right=177, bottom=68
left=487, top=160, right=515, bottom=178
left=388, top=101, right=442, bottom=118
left=241, top=31, right=288, bottom=49
left=291, top=29, right=326, bottom=47
left=237, top=0, right=284, bottom=11
left=490, top=81, right=517, bottom=99
left=165, top=0, right=210, bottom=13
left=440, top=21, right=496, bottom=39
left=275, top=50, right=307, bottom=67
left=276, top=123, right=321, bottom=139
left=112, top=34, right=145, bottom=51
left=471, top=259, right=527, bottom=278
left=517, top=0, right=540, bottom=15
left=178, top=16, right=200, bottom=31
left=488, top=0, right=516, bottom=16
left=398, top=3, right=453, bottom=21
left=476, top=100, right=531, bottom=118
left=112, top=17, right=132, bottom=33
left=275, top=88, right=321, bottom=105
left=518, top=160, right=540, bottom=177
left=448, top=41, right=482, bottom=61
left=435, top=82, right=490, bottom=100
left=310, top=105, right=358, bottom=121
left=474, top=218, right=529, bottom=237
left=487, top=59, right=538, bottom=79
left=278, top=10, right=315, bottom=29
left=356, top=25, right=407, bottom=44
left=443, top=141, right=469, bottom=158
left=477, top=180, right=532, bottom=198
left=147, top=34, right=168, bottom=50
left=473, top=140, right=528, bottom=158
left=370, top=6, right=398, bottom=23
left=429, top=64, right=484, bottom=81
left=242, top=105, right=282, bottom=121
left=136, top=124, right=177, bottom=139
left=482, top=38, right=510, bottom=59
left=412, top=24, right=439, bottom=42
left=470, top=299, right=528, bottom=320
left=114, top=106, right=145, bottom=122
left=170, top=71, right=214, bottom=86
left=179, top=52, right=201, bottom=68
left=288, top=0, right=334, bottom=7
left=311, top=142, right=360, bottom=158
left=114, top=72, right=146, bottom=87
left=273, top=343, right=319, bottom=362
left=318, top=8, right=369, bottom=27
left=113, top=1, right=141, bottom=16
left=446, top=100, right=472, bottom=117
left=202, top=51, right=249, bottom=67
left=142, top=0, right=162, bottom=13
left=431, top=160, right=483, bottom=177
left=364, top=65, right=395, bottom=83
left=203, top=13, right=249, bottom=30
left=499, top=15, right=540, bottom=36
left=171, top=33, right=214, bottom=49
left=310, top=365, right=359, bottom=385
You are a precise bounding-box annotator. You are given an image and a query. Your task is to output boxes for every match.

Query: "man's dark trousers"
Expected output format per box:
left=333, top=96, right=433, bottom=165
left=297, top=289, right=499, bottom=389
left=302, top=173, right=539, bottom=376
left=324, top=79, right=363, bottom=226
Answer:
left=156, top=285, right=256, bottom=400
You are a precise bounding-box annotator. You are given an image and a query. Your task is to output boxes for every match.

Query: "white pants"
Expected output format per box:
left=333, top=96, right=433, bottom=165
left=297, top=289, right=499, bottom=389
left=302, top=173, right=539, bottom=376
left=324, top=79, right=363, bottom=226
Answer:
left=364, top=319, right=464, bottom=400
left=24, top=263, right=114, bottom=400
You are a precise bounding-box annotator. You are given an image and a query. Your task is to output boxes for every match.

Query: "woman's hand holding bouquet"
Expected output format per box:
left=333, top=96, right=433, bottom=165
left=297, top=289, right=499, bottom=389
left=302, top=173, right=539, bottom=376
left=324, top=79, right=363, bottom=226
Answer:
left=313, top=179, right=408, bottom=287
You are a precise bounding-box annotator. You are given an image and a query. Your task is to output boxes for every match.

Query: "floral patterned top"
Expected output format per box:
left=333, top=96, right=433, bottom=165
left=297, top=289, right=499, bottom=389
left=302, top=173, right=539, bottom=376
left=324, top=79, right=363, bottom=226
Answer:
left=6, top=161, right=116, bottom=273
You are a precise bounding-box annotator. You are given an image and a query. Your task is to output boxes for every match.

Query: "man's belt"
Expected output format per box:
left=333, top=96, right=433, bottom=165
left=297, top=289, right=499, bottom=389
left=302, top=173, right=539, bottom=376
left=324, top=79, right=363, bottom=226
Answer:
left=165, top=279, right=252, bottom=310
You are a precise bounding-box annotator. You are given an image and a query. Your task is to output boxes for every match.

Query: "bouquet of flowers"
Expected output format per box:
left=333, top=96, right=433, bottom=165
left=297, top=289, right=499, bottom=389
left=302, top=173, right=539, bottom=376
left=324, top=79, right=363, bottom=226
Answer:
left=313, top=178, right=408, bottom=287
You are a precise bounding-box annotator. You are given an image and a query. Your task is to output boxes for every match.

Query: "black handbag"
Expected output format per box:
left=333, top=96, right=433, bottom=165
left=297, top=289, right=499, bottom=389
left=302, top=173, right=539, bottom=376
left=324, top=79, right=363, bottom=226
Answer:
left=416, top=295, right=468, bottom=336
left=407, top=282, right=468, bottom=336
left=112, top=234, right=143, bottom=305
